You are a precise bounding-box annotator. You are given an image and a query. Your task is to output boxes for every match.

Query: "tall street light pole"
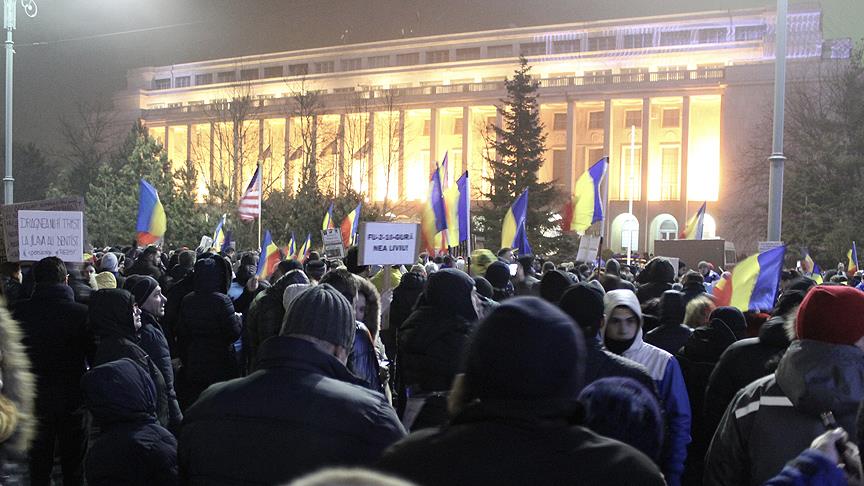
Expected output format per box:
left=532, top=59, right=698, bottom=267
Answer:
left=3, top=0, right=37, bottom=204
left=767, top=0, right=788, bottom=242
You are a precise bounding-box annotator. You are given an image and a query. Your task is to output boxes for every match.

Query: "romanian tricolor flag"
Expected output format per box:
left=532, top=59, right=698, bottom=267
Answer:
left=257, top=230, right=281, bottom=279
left=800, top=248, right=823, bottom=284
left=713, top=245, right=786, bottom=311
left=680, top=202, right=707, bottom=240
left=136, top=179, right=166, bottom=246
left=501, top=189, right=529, bottom=253
left=286, top=232, right=297, bottom=260
left=421, top=166, right=448, bottom=253
left=848, top=242, right=859, bottom=277
left=322, top=203, right=335, bottom=231
left=563, top=157, right=608, bottom=235
left=296, top=233, right=311, bottom=261
left=812, top=263, right=824, bottom=284
left=212, top=214, right=227, bottom=250
left=340, top=203, right=361, bottom=248
left=444, top=171, right=470, bottom=246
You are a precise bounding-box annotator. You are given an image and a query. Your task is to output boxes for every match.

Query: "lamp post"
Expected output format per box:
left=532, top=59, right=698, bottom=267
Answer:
left=767, top=0, right=787, bottom=242
left=3, top=0, right=37, bottom=204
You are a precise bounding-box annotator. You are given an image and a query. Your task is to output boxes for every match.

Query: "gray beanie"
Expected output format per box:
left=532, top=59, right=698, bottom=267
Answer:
left=283, top=283, right=311, bottom=311
left=280, top=283, right=356, bottom=349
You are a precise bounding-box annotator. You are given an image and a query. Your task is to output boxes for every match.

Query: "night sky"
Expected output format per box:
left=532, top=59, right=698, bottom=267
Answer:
left=4, top=0, right=863, bottom=153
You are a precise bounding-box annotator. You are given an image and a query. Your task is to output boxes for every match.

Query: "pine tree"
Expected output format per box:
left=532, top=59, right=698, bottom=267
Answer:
left=479, top=56, right=564, bottom=255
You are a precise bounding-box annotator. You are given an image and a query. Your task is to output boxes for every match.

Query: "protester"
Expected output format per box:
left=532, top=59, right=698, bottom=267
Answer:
left=179, top=284, right=405, bottom=484
left=304, top=257, right=326, bottom=284
left=81, top=358, right=178, bottom=486
left=175, top=255, right=241, bottom=409
left=162, top=249, right=195, bottom=293
left=379, top=297, right=666, bottom=485
left=539, top=269, right=575, bottom=304
left=644, top=290, right=692, bottom=354
left=636, top=257, right=676, bottom=303
left=469, top=248, right=495, bottom=277
left=705, top=285, right=864, bottom=486
left=763, top=428, right=861, bottom=486
left=698, top=261, right=720, bottom=285
left=389, top=271, right=426, bottom=334
left=371, top=265, right=402, bottom=294
left=680, top=270, right=706, bottom=306
left=485, top=260, right=514, bottom=302
left=396, top=269, right=479, bottom=429
left=514, top=254, right=540, bottom=296
left=93, top=271, right=117, bottom=290
left=605, top=259, right=636, bottom=291
left=0, top=262, right=24, bottom=309
left=123, top=275, right=183, bottom=432
left=15, top=257, right=92, bottom=486
left=603, top=289, right=691, bottom=486
left=683, top=294, right=716, bottom=328
left=126, top=246, right=165, bottom=280
left=98, top=252, right=126, bottom=289
left=708, top=305, right=748, bottom=340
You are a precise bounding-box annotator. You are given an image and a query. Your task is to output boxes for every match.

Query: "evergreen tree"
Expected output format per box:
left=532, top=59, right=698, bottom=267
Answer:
left=1, top=142, right=53, bottom=202
left=479, top=57, right=565, bottom=255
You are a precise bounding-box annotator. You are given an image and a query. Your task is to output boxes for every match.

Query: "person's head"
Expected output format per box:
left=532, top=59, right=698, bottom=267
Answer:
left=33, top=256, right=67, bottom=285
left=410, top=264, right=427, bottom=276
left=497, top=247, right=514, bottom=263
left=425, top=268, right=481, bottom=322
left=559, top=282, right=606, bottom=339
left=355, top=277, right=382, bottom=338
left=709, top=306, right=747, bottom=339
left=89, top=288, right=141, bottom=339
left=517, top=255, right=536, bottom=278
left=281, top=284, right=356, bottom=364
left=81, top=358, right=157, bottom=427
left=605, top=259, right=621, bottom=277
left=681, top=270, right=704, bottom=287
left=94, top=272, right=117, bottom=290
left=460, top=297, right=585, bottom=408
left=473, top=276, right=494, bottom=300
left=541, top=261, right=556, bottom=274
left=272, top=259, right=304, bottom=283
left=99, top=253, right=119, bottom=273
left=344, top=246, right=368, bottom=276
left=82, top=262, right=96, bottom=280
left=539, top=270, right=575, bottom=304
left=658, top=290, right=686, bottom=326
left=485, top=261, right=512, bottom=296
left=470, top=249, right=496, bottom=277
left=288, top=468, right=416, bottom=486
left=239, top=252, right=258, bottom=267
left=178, top=249, right=196, bottom=269
left=577, top=377, right=664, bottom=461
left=124, top=275, right=165, bottom=318
left=684, top=294, right=716, bottom=327
left=305, top=259, right=326, bottom=282
left=319, top=268, right=359, bottom=305
left=603, top=289, right=643, bottom=346
left=796, top=286, right=864, bottom=350
left=282, top=283, right=311, bottom=311
left=140, top=246, right=159, bottom=265
left=697, top=261, right=710, bottom=276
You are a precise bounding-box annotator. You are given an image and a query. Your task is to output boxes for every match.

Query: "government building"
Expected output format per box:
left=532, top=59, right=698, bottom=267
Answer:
left=113, top=4, right=849, bottom=254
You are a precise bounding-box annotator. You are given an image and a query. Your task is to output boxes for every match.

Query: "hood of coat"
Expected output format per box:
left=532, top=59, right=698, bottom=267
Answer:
left=424, top=268, right=477, bottom=322
left=678, top=319, right=737, bottom=363
left=636, top=257, right=676, bottom=285
left=89, top=289, right=137, bottom=340
left=759, top=315, right=793, bottom=348
left=775, top=339, right=864, bottom=415
left=82, top=358, right=156, bottom=426
left=601, top=289, right=646, bottom=353
left=356, top=276, right=381, bottom=337
left=193, top=255, right=231, bottom=294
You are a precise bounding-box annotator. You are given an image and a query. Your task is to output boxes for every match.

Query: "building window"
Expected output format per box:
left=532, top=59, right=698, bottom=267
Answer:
left=735, top=25, right=767, bottom=41
left=195, top=73, right=213, bottom=86
left=520, top=42, right=546, bottom=56
left=588, top=111, right=604, bottom=130
left=240, top=69, right=259, bottom=81
left=174, top=76, right=190, bottom=88
left=584, top=69, right=611, bottom=84
left=426, top=50, right=450, bottom=63
left=624, top=110, right=642, bottom=129
left=553, top=113, right=568, bottom=131
left=623, top=33, right=653, bottom=49
left=587, top=147, right=604, bottom=165
left=659, top=219, right=678, bottom=240
left=486, top=116, right=497, bottom=130
left=153, top=78, right=171, bottom=90
left=586, top=36, right=616, bottom=51
left=659, top=30, right=692, bottom=46
left=288, top=64, right=309, bottom=76
left=617, top=145, right=641, bottom=200
left=367, top=55, right=390, bottom=69
left=551, top=39, right=580, bottom=54
left=217, top=71, right=236, bottom=83
left=619, top=67, right=648, bottom=82
left=340, top=58, right=362, bottom=71
left=660, top=145, right=681, bottom=200
left=454, top=47, right=481, bottom=61
left=699, top=28, right=727, bottom=44
left=487, top=44, right=513, bottom=58
left=396, top=52, right=420, bottom=66
left=662, top=108, right=681, bottom=128
left=263, top=66, right=284, bottom=78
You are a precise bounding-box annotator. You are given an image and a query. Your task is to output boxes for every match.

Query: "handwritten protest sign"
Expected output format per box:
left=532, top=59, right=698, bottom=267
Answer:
left=18, top=210, right=84, bottom=262
left=1, top=197, right=86, bottom=262
left=357, top=222, right=420, bottom=266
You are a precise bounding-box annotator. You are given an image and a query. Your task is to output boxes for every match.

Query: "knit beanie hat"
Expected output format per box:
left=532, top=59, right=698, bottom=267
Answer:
left=100, top=253, right=119, bottom=273
left=539, top=270, right=575, bottom=304
left=485, top=261, right=511, bottom=289
left=280, top=284, right=356, bottom=349
left=559, top=282, right=606, bottom=333
left=282, top=283, right=311, bottom=311
left=463, top=297, right=585, bottom=401
left=123, top=275, right=159, bottom=307
left=94, top=272, right=117, bottom=290
left=796, top=286, right=864, bottom=345
left=305, top=259, right=326, bottom=280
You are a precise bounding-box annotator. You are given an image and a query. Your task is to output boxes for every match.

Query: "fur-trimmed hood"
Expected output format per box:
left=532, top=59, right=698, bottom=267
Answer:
left=355, top=276, right=381, bottom=339
left=0, top=298, right=34, bottom=455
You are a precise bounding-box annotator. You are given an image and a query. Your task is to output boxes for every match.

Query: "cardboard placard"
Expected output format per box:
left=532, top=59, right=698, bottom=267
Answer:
left=357, top=222, right=420, bottom=266
left=576, top=235, right=601, bottom=263
left=758, top=241, right=784, bottom=253
left=1, top=197, right=86, bottom=262
left=322, top=228, right=345, bottom=259
left=18, top=210, right=84, bottom=263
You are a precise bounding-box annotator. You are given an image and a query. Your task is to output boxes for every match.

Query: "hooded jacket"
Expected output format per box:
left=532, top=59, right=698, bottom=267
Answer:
left=603, top=289, right=692, bottom=486
left=82, top=358, right=178, bottom=486
left=705, top=339, right=864, bottom=486
left=636, top=258, right=676, bottom=304
left=176, top=256, right=241, bottom=408
left=389, top=272, right=426, bottom=332
left=138, top=310, right=182, bottom=433
left=179, top=336, right=405, bottom=485
left=644, top=290, right=692, bottom=355
left=89, top=289, right=170, bottom=427
left=243, top=270, right=309, bottom=373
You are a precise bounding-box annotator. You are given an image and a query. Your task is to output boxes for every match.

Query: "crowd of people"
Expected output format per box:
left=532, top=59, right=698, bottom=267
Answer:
left=0, top=242, right=860, bottom=485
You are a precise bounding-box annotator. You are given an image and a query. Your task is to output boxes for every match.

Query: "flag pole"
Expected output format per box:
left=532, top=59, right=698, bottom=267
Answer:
left=257, top=159, right=263, bottom=251
left=466, top=172, right=472, bottom=273
left=627, top=125, right=635, bottom=267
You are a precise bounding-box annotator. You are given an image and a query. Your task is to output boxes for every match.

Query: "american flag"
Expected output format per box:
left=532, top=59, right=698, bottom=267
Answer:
left=238, top=166, right=262, bottom=221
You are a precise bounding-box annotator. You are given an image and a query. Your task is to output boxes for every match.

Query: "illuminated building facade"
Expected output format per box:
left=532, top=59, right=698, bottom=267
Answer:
left=115, top=5, right=850, bottom=253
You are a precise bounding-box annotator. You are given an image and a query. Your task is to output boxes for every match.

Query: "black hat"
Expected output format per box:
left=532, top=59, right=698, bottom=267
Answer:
left=123, top=275, right=159, bottom=307
left=280, top=284, right=355, bottom=349
left=540, top=270, right=576, bottom=304
left=559, top=282, right=605, bottom=332
left=485, top=261, right=511, bottom=289
left=305, top=259, right=327, bottom=280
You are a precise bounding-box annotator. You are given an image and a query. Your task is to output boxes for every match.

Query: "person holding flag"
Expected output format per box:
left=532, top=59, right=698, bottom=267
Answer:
left=212, top=214, right=227, bottom=251
left=501, top=189, right=531, bottom=255
left=136, top=179, right=166, bottom=246
left=800, top=248, right=823, bottom=284
left=712, top=245, right=786, bottom=312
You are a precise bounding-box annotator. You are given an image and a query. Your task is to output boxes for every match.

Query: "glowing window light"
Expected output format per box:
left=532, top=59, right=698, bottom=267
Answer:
left=687, top=95, right=721, bottom=201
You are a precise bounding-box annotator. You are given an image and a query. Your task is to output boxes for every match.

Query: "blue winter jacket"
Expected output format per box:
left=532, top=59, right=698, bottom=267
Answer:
left=763, top=449, right=847, bottom=486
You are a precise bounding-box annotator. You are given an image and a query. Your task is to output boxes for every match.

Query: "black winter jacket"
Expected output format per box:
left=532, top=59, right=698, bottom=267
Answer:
left=583, top=335, right=656, bottom=393
left=389, top=272, right=425, bottom=332
left=705, top=340, right=864, bottom=486
left=242, top=271, right=307, bottom=372
left=82, top=358, right=178, bottom=486
left=644, top=323, right=693, bottom=355
left=176, top=257, right=241, bottom=408
left=138, top=311, right=182, bottom=432
left=378, top=401, right=666, bottom=486
left=179, top=336, right=405, bottom=485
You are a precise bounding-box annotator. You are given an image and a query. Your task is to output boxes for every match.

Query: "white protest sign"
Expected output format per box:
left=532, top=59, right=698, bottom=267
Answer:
left=18, top=210, right=84, bottom=263
left=758, top=241, right=784, bottom=253
left=357, top=222, right=420, bottom=266
left=576, top=235, right=601, bottom=263
left=322, top=228, right=345, bottom=259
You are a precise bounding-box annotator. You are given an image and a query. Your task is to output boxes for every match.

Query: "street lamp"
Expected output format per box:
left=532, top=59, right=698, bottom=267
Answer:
left=767, top=0, right=787, bottom=242
left=3, top=0, right=37, bottom=204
